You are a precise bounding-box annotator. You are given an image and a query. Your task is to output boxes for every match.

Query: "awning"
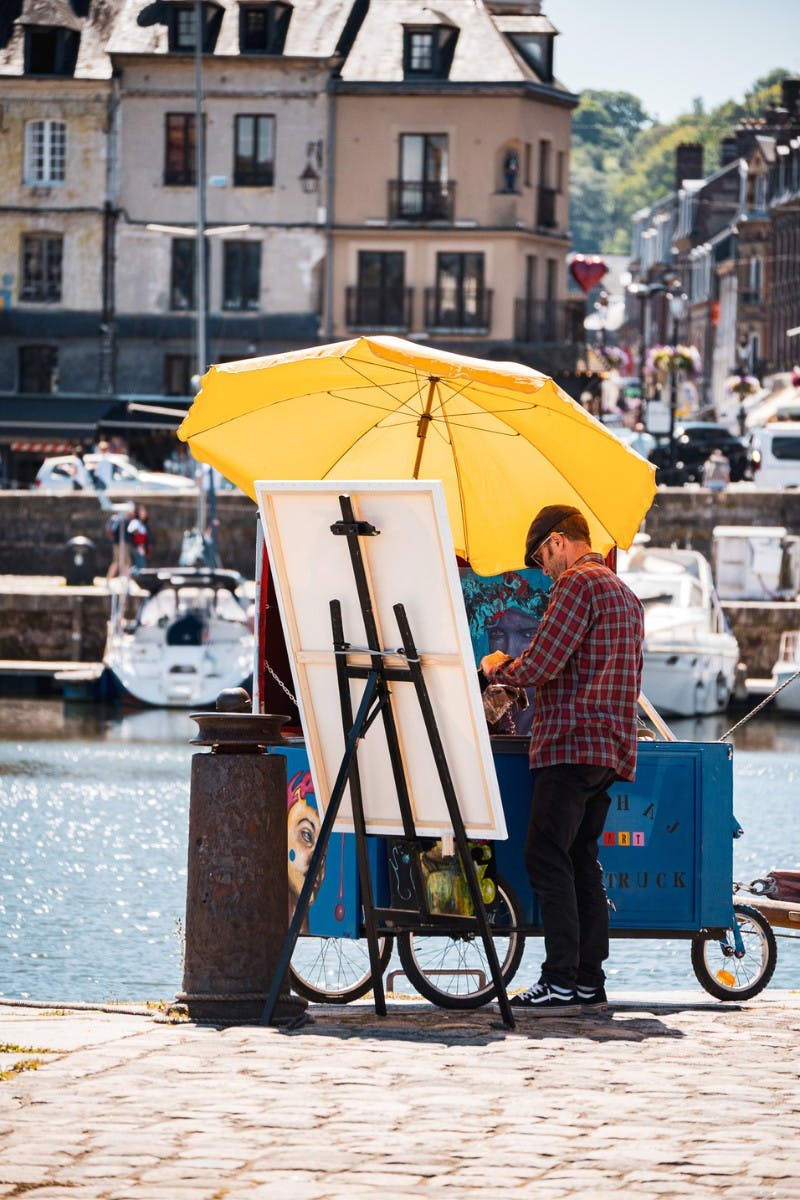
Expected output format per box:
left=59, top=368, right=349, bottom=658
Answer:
left=100, top=399, right=193, bottom=431
left=0, top=396, right=114, bottom=444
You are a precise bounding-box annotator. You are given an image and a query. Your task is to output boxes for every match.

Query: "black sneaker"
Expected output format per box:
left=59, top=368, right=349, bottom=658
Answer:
left=576, top=985, right=608, bottom=1011
left=507, top=980, right=581, bottom=1015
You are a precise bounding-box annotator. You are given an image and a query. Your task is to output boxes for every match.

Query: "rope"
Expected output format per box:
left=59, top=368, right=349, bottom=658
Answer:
left=718, top=663, right=800, bottom=742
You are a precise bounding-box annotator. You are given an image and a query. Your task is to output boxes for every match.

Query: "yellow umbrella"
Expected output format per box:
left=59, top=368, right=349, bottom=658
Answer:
left=178, top=335, right=656, bottom=576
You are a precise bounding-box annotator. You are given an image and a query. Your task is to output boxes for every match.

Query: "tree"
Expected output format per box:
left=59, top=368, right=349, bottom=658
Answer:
left=569, top=71, right=794, bottom=255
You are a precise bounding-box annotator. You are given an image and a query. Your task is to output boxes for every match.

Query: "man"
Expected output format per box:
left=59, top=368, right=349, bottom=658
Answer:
left=481, top=504, right=644, bottom=1014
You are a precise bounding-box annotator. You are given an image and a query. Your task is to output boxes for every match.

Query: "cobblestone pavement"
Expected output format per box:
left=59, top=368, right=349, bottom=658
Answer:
left=1, top=993, right=799, bottom=1199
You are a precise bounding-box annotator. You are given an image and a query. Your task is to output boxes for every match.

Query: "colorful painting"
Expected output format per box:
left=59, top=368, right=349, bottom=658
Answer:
left=459, top=567, right=552, bottom=736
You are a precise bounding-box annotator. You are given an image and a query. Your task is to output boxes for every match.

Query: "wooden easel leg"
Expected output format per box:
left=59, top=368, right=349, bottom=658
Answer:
left=394, top=603, right=516, bottom=1030
left=261, top=672, right=380, bottom=1026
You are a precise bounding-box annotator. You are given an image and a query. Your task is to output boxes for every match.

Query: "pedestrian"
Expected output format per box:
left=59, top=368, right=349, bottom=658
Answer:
left=702, top=447, right=730, bottom=492
left=71, top=446, right=92, bottom=490
left=481, top=504, right=644, bottom=1014
left=106, top=501, right=134, bottom=582
left=93, top=440, right=115, bottom=490
left=127, top=504, right=150, bottom=572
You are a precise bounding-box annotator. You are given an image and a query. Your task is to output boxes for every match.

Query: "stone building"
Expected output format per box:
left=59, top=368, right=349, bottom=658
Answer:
left=328, top=0, right=582, bottom=370
left=0, top=0, right=582, bottom=485
left=0, top=0, right=116, bottom=482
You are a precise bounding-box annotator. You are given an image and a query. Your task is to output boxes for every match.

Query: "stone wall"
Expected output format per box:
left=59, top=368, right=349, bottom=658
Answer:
left=3, top=487, right=800, bottom=675
left=0, top=490, right=259, bottom=579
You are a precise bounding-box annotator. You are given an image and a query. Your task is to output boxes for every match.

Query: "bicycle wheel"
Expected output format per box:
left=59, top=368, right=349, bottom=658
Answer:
left=691, top=903, right=777, bottom=1001
left=290, top=934, right=393, bottom=1004
left=396, top=878, right=525, bottom=1009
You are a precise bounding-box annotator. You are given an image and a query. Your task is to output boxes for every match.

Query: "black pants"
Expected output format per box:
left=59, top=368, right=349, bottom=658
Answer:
left=524, top=763, right=617, bottom=991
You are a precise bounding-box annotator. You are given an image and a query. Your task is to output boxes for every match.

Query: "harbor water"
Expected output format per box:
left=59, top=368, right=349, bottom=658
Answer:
left=1, top=698, right=799, bottom=1004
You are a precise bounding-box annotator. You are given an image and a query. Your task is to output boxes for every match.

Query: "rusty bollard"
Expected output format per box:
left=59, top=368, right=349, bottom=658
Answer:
left=176, top=688, right=307, bottom=1023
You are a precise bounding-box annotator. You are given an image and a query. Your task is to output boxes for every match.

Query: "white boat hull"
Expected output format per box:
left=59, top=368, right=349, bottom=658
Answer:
left=105, top=636, right=253, bottom=708
left=771, top=666, right=800, bottom=714
left=641, top=636, right=739, bottom=717
left=103, top=567, right=255, bottom=708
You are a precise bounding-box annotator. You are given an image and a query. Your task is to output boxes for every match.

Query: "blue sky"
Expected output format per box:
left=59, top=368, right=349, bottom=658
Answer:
left=552, top=0, right=800, bottom=123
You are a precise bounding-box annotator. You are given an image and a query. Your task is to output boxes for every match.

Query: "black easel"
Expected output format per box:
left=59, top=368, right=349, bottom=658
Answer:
left=261, top=495, right=515, bottom=1029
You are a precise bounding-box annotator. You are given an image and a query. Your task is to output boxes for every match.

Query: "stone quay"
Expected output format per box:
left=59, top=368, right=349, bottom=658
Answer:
left=2, top=486, right=800, bottom=678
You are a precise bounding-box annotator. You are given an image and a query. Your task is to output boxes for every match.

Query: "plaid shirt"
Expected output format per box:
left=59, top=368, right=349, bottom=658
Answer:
left=492, top=553, right=644, bottom=781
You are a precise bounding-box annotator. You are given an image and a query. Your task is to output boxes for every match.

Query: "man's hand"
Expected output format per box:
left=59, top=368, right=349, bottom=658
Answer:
left=480, top=650, right=512, bottom=677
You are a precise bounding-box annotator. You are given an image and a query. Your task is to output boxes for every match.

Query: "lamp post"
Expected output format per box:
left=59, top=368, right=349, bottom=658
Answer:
left=666, top=283, right=688, bottom=474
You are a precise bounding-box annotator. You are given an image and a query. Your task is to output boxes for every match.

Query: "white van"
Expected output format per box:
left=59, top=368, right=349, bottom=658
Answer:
left=749, top=422, right=800, bottom=487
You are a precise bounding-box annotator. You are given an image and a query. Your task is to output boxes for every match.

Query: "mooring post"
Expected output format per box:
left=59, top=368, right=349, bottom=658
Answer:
left=177, top=688, right=306, bottom=1023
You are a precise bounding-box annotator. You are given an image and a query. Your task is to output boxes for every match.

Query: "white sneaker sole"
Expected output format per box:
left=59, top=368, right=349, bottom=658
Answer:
left=491, top=1001, right=582, bottom=1016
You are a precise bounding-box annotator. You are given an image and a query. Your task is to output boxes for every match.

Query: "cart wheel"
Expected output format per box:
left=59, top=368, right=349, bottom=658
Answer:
left=290, top=934, right=394, bottom=1004
left=395, top=878, right=525, bottom=1009
left=691, top=903, right=777, bottom=1001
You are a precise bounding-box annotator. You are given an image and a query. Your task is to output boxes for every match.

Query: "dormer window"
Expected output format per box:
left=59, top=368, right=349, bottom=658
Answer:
left=167, top=2, right=223, bottom=53
left=239, top=2, right=292, bottom=54
left=402, top=24, right=459, bottom=80
left=23, top=26, right=80, bottom=75
left=510, top=32, right=553, bottom=82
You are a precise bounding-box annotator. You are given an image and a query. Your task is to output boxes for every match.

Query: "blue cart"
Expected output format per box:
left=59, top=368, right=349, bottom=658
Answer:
left=276, top=733, right=777, bottom=1009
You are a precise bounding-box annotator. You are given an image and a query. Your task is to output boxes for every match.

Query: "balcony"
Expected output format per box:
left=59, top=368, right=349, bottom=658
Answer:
left=345, top=286, right=413, bottom=332
left=424, top=288, right=492, bottom=334
left=536, top=185, right=558, bottom=229
left=514, top=299, right=585, bottom=345
left=388, top=179, right=456, bottom=223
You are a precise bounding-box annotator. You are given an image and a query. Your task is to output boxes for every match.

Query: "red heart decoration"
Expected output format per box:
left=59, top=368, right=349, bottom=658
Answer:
left=570, top=255, right=608, bottom=294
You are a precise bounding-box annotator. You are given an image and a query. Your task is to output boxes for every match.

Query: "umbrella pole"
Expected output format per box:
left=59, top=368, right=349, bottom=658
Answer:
left=412, top=378, right=438, bottom=479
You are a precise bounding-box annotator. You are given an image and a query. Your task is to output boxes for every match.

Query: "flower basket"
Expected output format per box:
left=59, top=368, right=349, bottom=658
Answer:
left=645, top=344, right=702, bottom=380
left=725, top=374, right=760, bottom=397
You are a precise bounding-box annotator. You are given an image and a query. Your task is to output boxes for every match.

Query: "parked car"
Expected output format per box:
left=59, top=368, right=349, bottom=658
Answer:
left=648, top=422, right=753, bottom=485
left=748, top=422, right=800, bottom=487
left=33, top=454, right=197, bottom=494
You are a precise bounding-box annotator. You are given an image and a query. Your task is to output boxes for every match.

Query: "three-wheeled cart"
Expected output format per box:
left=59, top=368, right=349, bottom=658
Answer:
left=273, top=731, right=777, bottom=1009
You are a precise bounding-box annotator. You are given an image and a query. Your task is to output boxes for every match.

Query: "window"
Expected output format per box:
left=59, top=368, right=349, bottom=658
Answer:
left=167, top=3, right=223, bottom=52
left=402, top=25, right=458, bottom=79
left=407, top=31, right=434, bottom=72
left=165, top=354, right=193, bottom=396
left=234, top=115, right=275, bottom=186
left=748, top=256, right=763, bottom=301
left=24, top=27, right=80, bottom=76
left=170, top=238, right=196, bottom=310
left=396, top=133, right=450, bottom=219
left=239, top=2, right=292, bottom=53
left=509, top=33, right=554, bottom=83
left=524, top=142, right=532, bottom=188
left=24, top=120, right=66, bottom=185
left=223, top=241, right=261, bottom=311
left=20, top=234, right=63, bottom=302
left=435, top=252, right=485, bottom=329
left=19, top=345, right=58, bottom=393
left=355, top=252, right=406, bottom=327
left=165, top=114, right=196, bottom=186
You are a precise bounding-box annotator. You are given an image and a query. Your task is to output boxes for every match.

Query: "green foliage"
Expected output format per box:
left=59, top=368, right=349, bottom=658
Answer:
left=570, top=72, right=792, bottom=255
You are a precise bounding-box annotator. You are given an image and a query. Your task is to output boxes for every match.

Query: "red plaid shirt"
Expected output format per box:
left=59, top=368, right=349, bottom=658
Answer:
left=492, top=553, right=644, bottom=781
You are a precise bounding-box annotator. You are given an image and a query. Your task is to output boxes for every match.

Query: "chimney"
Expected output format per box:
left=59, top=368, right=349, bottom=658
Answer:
left=719, top=135, right=739, bottom=167
left=782, top=79, right=800, bottom=120
left=675, top=142, right=704, bottom=188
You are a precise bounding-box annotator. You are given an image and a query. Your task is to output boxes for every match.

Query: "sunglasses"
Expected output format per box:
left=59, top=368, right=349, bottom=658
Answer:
left=531, top=531, right=562, bottom=569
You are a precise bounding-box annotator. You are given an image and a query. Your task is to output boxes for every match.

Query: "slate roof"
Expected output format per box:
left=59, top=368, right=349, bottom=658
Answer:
left=108, top=0, right=355, bottom=59
left=0, top=0, right=119, bottom=78
left=0, top=0, right=357, bottom=78
left=339, top=0, right=573, bottom=92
